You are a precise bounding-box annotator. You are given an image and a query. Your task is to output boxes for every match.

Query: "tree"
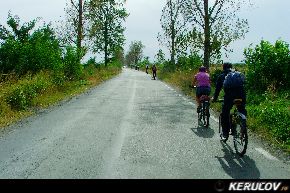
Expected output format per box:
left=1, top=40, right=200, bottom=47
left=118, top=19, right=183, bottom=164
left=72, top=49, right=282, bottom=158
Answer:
left=88, top=0, right=128, bottom=66
left=125, top=41, right=145, bottom=66
left=59, top=0, right=89, bottom=60
left=0, top=13, right=37, bottom=42
left=155, top=49, right=166, bottom=64
left=0, top=14, right=63, bottom=74
left=158, top=0, right=188, bottom=68
left=112, top=46, right=125, bottom=65
left=183, top=0, right=250, bottom=68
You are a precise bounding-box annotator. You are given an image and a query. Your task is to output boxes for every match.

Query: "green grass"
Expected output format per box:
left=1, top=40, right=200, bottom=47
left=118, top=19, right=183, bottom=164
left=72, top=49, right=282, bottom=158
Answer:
left=0, top=66, right=121, bottom=128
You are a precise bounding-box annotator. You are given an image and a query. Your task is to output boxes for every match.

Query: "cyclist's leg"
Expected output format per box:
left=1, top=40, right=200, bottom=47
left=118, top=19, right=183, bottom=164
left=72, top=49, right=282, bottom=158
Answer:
left=221, top=95, right=233, bottom=138
left=204, top=87, right=211, bottom=115
left=196, top=87, right=202, bottom=113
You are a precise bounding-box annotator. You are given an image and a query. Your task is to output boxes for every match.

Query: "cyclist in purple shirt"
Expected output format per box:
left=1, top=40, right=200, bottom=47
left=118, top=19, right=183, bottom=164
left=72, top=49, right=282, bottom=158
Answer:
left=192, top=66, right=211, bottom=113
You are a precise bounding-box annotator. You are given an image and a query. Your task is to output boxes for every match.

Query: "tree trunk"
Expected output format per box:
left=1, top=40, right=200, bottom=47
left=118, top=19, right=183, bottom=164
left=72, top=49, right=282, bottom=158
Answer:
left=104, top=20, right=108, bottom=67
left=77, top=0, right=83, bottom=62
left=203, top=0, right=210, bottom=69
left=169, top=0, right=176, bottom=68
left=171, top=23, right=175, bottom=68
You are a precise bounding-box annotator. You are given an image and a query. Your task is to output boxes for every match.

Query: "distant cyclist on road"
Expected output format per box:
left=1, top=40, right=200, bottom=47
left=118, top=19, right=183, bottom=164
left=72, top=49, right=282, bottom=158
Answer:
left=192, top=66, right=211, bottom=113
left=152, top=64, right=157, bottom=80
left=212, top=62, right=247, bottom=141
left=146, top=64, right=149, bottom=74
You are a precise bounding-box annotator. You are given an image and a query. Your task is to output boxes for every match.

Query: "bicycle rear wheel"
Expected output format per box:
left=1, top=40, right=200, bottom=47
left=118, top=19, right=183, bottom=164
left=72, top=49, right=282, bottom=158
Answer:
left=203, top=102, right=210, bottom=127
left=233, top=118, right=248, bottom=156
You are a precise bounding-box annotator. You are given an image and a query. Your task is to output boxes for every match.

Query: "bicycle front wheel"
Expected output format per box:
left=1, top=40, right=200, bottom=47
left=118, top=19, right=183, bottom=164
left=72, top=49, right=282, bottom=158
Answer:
left=233, top=118, right=248, bottom=156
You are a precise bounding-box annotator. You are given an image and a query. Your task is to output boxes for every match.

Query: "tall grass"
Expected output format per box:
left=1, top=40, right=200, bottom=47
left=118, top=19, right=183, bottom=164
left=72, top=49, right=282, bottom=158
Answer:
left=0, top=66, right=121, bottom=128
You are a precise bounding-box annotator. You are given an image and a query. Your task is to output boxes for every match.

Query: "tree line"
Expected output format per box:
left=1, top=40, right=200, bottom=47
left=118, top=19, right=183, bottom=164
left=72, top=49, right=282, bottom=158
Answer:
left=158, top=0, right=250, bottom=69
left=0, top=0, right=128, bottom=78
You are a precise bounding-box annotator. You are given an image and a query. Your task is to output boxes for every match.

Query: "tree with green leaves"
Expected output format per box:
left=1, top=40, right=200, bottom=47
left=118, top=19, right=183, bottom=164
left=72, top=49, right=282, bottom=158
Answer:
left=0, top=14, right=62, bottom=74
left=112, top=46, right=125, bottom=65
left=158, top=0, right=188, bottom=68
left=58, top=0, right=89, bottom=60
left=0, top=13, right=38, bottom=42
left=183, top=0, right=250, bottom=68
left=88, top=0, right=128, bottom=66
left=155, top=49, right=166, bottom=64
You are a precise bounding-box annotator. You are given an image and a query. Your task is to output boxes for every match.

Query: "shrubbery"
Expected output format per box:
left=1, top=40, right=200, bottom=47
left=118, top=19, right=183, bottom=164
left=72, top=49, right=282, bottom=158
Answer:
left=0, top=15, right=63, bottom=75
left=0, top=14, right=83, bottom=81
left=244, top=40, right=290, bottom=92
left=6, top=72, right=51, bottom=110
left=63, top=46, right=83, bottom=80
left=249, top=97, right=290, bottom=145
left=243, top=40, right=290, bottom=146
left=210, top=68, right=223, bottom=86
left=177, top=53, right=203, bottom=70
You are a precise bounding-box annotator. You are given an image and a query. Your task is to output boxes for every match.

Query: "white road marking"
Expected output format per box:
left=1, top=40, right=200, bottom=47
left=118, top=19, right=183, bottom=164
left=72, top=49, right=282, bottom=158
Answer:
left=182, top=97, right=187, bottom=101
left=255, top=148, right=279, bottom=161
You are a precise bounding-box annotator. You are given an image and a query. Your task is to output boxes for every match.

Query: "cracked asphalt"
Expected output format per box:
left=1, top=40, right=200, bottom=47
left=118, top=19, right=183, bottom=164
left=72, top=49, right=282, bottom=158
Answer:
left=0, top=68, right=289, bottom=179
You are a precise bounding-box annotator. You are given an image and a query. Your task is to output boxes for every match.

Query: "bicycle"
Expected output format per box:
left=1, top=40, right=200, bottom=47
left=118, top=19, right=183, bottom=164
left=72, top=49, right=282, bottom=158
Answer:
left=198, top=94, right=211, bottom=128
left=191, top=86, right=211, bottom=128
left=218, top=99, right=248, bottom=156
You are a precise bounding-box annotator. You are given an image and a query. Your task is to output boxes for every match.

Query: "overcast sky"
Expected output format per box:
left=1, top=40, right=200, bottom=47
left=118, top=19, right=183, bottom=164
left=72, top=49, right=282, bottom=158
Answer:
left=1, top=0, right=290, bottom=63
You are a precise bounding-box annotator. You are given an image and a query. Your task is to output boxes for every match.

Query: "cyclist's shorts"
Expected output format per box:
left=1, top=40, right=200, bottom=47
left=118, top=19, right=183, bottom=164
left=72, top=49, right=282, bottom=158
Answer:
left=196, top=86, right=211, bottom=97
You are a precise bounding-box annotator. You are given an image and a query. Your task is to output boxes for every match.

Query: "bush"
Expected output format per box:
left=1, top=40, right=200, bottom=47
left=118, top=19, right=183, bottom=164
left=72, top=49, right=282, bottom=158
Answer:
left=250, top=100, right=290, bottom=145
left=0, top=15, right=63, bottom=75
left=5, top=72, right=51, bottom=110
left=177, top=53, right=202, bottom=71
left=7, top=85, right=35, bottom=110
left=210, top=69, right=223, bottom=86
left=63, top=46, right=83, bottom=80
left=244, top=40, right=290, bottom=92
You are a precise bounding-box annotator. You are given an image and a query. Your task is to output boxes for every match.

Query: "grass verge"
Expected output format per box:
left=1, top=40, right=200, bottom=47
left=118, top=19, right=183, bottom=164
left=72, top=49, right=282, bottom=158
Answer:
left=0, top=66, right=121, bottom=129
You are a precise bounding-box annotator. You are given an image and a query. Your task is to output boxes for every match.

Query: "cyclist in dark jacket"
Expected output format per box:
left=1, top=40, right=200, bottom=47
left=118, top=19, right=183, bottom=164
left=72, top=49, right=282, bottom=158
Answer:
left=212, top=62, right=247, bottom=141
left=152, top=64, right=157, bottom=80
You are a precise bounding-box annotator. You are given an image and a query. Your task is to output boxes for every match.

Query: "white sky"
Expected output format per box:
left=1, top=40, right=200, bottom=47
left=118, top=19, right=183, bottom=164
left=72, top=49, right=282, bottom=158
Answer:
left=1, top=0, right=290, bottom=63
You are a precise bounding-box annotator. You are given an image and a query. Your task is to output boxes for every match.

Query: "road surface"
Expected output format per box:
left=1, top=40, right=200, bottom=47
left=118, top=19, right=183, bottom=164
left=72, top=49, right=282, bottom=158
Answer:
left=0, top=68, right=289, bottom=179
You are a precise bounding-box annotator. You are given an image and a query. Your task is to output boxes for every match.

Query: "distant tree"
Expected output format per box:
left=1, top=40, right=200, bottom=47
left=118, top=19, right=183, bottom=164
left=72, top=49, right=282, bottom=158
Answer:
left=155, top=49, right=166, bottom=64
left=126, top=41, right=145, bottom=66
left=88, top=0, right=128, bottom=66
left=158, top=0, right=188, bottom=68
left=183, top=0, right=251, bottom=68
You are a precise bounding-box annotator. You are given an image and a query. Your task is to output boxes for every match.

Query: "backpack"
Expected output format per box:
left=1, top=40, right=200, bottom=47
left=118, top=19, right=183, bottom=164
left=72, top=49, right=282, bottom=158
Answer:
left=223, top=71, right=245, bottom=89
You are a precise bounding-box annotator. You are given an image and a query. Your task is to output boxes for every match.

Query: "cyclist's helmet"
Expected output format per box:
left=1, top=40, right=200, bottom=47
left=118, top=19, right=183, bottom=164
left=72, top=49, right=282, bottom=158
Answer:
left=199, top=66, right=207, bottom=72
left=223, top=62, right=232, bottom=70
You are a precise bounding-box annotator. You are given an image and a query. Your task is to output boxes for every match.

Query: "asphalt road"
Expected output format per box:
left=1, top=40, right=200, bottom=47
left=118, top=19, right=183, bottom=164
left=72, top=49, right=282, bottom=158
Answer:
left=0, top=68, right=289, bottom=179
